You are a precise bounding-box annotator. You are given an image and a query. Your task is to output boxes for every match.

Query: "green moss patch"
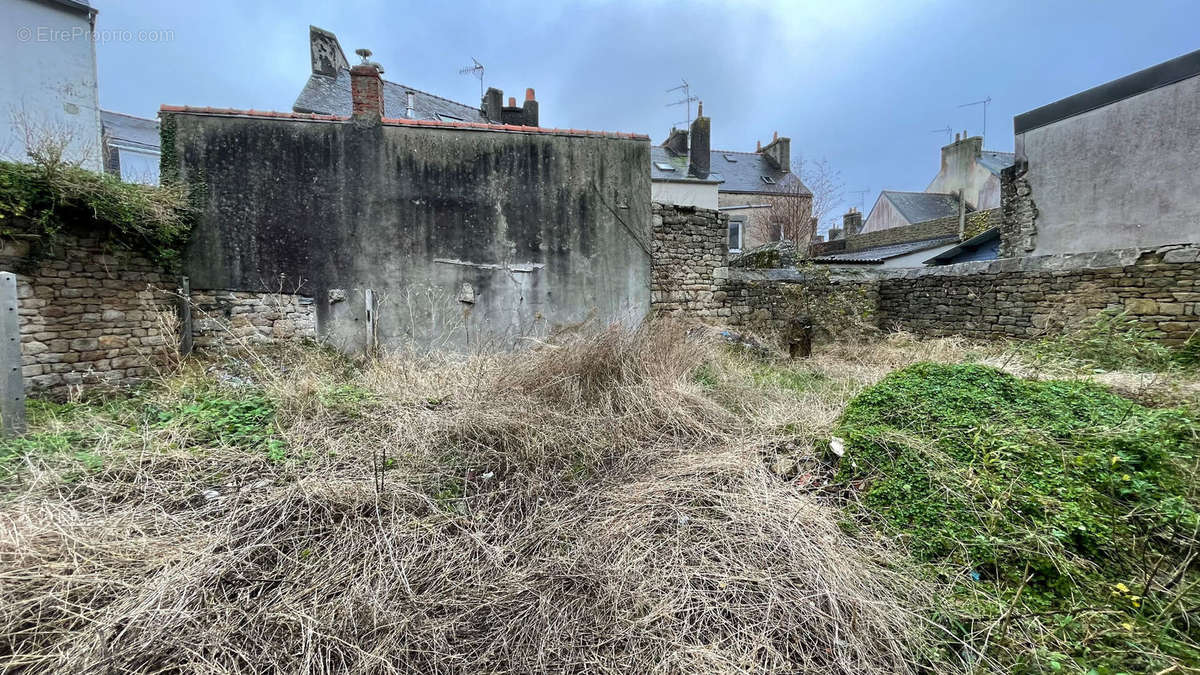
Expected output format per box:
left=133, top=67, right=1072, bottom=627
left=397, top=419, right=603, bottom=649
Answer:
left=835, top=363, right=1200, bottom=672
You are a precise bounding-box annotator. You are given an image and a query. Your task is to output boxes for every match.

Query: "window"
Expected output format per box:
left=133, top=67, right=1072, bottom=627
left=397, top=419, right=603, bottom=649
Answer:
left=728, top=220, right=743, bottom=253
left=769, top=218, right=785, bottom=242
left=654, top=162, right=676, bottom=172
left=760, top=175, right=776, bottom=184
left=722, top=153, right=738, bottom=162
left=436, top=113, right=464, bottom=122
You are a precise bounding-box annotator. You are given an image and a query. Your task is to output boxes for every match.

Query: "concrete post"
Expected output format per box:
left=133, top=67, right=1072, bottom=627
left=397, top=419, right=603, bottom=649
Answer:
left=364, top=288, right=377, bottom=354
left=0, top=272, right=26, bottom=436
left=179, top=276, right=193, bottom=356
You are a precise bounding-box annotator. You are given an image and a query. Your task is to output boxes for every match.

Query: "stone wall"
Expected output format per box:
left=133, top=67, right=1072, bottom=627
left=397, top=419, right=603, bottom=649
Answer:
left=722, top=244, right=1200, bottom=346
left=649, top=202, right=728, bottom=319
left=810, top=208, right=1000, bottom=257
left=2, top=227, right=317, bottom=397
left=1000, top=164, right=1038, bottom=258
left=191, top=290, right=317, bottom=350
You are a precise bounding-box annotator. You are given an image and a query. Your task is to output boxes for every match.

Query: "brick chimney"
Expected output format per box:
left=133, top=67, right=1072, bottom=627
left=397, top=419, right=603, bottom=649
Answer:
left=663, top=128, right=688, bottom=156
left=350, top=60, right=385, bottom=123
left=689, top=102, right=710, bottom=178
left=843, top=207, right=863, bottom=236
left=522, top=88, right=539, bottom=127
left=762, top=130, right=791, bottom=171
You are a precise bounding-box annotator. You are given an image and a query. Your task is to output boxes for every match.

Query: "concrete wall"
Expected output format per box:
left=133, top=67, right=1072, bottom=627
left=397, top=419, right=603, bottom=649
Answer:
left=168, top=112, right=652, bottom=352
left=1015, top=73, right=1200, bottom=255
left=651, top=180, right=718, bottom=210
left=0, top=0, right=102, bottom=171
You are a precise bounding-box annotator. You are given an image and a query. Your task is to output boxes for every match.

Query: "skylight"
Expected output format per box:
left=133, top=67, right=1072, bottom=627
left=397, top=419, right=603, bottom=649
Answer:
left=760, top=175, right=776, bottom=184
left=654, top=162, right=676, bottom=172
left=723, top=154, right=738, bottom=162
left=436, top=113, right=464, bottom=122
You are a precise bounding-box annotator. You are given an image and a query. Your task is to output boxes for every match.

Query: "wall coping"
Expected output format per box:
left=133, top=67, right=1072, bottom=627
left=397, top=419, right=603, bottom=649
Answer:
left=730, top=243, right=1200, bottom=283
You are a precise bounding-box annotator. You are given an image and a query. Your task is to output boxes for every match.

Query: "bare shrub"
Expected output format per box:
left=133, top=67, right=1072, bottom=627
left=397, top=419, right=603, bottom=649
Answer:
left=0, top=324, right=942, bottom=674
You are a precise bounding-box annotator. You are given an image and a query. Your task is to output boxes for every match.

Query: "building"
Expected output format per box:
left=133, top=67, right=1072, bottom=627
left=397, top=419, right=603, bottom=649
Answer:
left=862, top=134, right=1013, bottom=234
left=101, top=110, right=159, bottom=184
left=0, top=0, right=102, bottom=171
left=809, top=203, right=1001, bottom=269
left=651, top=120, right=810, bottom=254
left=293, top=26, right=539, bottom=127
left=1006, top=48, right=1200, bottom=257
left=165, top=60, right=651, bottom=353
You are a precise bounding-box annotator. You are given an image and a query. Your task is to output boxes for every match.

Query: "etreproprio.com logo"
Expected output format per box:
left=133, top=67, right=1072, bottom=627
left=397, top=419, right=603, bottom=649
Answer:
left=15, top=25, right=174, bottom=44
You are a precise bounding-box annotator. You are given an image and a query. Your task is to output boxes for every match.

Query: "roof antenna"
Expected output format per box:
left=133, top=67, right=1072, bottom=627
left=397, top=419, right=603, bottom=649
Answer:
left=849, top=187, right=871, bottom=213
left=929, top=125, right=952, bottom=139
left=957, top=97, right=991, bottom=144
left=666, top=78, right=698, bottom=128
left=458, top=57, right=485, bottom=100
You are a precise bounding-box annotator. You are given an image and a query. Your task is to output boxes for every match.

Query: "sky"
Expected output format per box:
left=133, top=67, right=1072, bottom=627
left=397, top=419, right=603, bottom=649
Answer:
left=92, top=0, right=1199, bottom=233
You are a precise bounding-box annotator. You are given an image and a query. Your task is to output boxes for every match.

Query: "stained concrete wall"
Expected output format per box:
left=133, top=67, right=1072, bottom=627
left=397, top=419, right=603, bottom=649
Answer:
left=925, top=136, right=1003, bottom=211
left=0, top=0, right=102, bottom=171
left=168, top=112, right=651, bottom=352
left=1015, top=73, right=1200, bottom=255
left=651, top=180, right=719, bottom=210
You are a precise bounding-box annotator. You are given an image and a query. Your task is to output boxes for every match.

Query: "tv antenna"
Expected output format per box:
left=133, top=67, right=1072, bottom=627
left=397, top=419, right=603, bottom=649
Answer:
left=929, top=125, right=952, bottom=138
left=459, top=57, right=485, bottom=99
left=849, top=187, right=871, bottom=213
left=957, top=96, right=992, bottom=144
left=666, top=79, right=698, bottom=127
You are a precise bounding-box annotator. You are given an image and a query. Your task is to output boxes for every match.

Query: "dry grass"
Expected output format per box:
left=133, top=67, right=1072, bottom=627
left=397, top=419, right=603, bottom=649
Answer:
left=0, top=324, right=949, bottom=674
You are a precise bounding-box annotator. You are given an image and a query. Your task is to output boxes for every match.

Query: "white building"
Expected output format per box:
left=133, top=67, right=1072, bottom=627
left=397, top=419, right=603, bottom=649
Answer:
left=0, top=0, right=103, bottom=171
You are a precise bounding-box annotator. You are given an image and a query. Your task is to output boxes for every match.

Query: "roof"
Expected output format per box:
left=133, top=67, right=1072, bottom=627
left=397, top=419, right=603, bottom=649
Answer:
left=812, top=236, right=959, bottom=264
left=1015, top=48, right=1200, bottom=134
left=880, top=191, right=963, bottom=224
left=101, top=110, right=159, bottom=153
left=159, top=105, right=648, bottom=140
left=977, top=151, right=1015, bottom=176
left=294, top=68, right=485, bottom=122
left=649, top=146, right=723, bottom=184
left=45, top=0, right=95, bottom=16
left=924, top=227, right=1000, bottom=264
left=711, top=150, right=811, bottom=195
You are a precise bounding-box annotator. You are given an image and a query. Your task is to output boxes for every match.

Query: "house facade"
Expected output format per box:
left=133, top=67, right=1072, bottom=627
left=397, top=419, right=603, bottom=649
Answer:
left=101, top=110, right=160, bottom=184
left=0, top=0, right=102, bottom=171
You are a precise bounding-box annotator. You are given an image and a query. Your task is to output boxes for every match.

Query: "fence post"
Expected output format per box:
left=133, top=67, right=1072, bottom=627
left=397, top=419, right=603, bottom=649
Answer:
left=364, top=288, right=377, bottom=355
left=179, top=275, right=193, bottom=356
left=0, top=272, right=26, bottom=436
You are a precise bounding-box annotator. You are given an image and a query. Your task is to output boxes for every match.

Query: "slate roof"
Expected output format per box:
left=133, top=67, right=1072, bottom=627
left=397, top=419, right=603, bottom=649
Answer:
left=650, top=146, right=723, bottom=183
left=977, top=151, right=1015, bottom=176
left=294, top=68, right=485, bottom=122
left=812, top=236, right=959, bottom=264
left=880, top=191, right=963, bottom=224
left=711, top=150, right=810, bottom=195
left=101, top=110, right=159, bottom=153
left=924, top=227, right=1000, bottom=264
left=160, top=105, right=648, bottom=140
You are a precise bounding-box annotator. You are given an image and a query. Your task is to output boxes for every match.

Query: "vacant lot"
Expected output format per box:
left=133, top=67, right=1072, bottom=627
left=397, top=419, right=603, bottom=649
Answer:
left=1, top=323, right=1197, bottom=673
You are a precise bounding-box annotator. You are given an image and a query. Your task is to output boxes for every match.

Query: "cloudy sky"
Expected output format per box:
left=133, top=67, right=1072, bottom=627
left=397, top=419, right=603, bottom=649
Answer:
left=93, top=0, right=1198, bottom=231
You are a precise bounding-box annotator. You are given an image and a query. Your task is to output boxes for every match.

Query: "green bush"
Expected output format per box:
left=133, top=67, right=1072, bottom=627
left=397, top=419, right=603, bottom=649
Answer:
left=835, top=363, right=1200, bottom=672
left=1026, top=309, right=1176, bottom=372
left=0, top=160, right=192, bottom=264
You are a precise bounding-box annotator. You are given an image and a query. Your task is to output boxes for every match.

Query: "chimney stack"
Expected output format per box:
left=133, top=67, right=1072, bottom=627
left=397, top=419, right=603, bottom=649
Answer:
left=688, top=101, right=710, bottom=178
left=762, top=131, right=791, bottom=172
left=405, top=91, right=415, bottom=119
left=756, top=139, right=761, bottom=152
left=522, top=88, right=538, bottom=127
left=350, top=50, right=384, bottom=123
left=482, top=87, right=504, bottom=123
left=843, top=207, right=863, bottom=236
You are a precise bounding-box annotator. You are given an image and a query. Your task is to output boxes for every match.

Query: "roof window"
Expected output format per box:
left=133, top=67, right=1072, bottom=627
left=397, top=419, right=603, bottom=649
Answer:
left=723, top=154, right=738, bottom=162
left=654, top=162, right=676, bottom=172
left=760, top=175, right=776, bottom=184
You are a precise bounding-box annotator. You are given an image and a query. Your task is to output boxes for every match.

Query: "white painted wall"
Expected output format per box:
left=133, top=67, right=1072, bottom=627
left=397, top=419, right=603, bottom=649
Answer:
left=117, top=147, right=159, bottom=184
left=0, top=0, right=102, bottom=171
left=651, top=180, right=718, bottom=210
left=1017, top=74, right=1200, bottom=255
left=862, top=194, right=909, bottom=233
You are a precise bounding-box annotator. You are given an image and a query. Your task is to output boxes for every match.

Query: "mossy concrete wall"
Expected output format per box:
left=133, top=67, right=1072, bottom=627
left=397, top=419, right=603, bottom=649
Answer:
left=167, top=113, right=652, bottom=352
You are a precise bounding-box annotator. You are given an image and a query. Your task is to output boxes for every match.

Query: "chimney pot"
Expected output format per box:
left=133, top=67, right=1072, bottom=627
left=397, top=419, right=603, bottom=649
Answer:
left=525, top=87, right=535, bottom=101
left=756, top=140, right=761, bottom=152
left=508, top=96, right=516, bottom=107
left=697, top=101, right=703, bottom=116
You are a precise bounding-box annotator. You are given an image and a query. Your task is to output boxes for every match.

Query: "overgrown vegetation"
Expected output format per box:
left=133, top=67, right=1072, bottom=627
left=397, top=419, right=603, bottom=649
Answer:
left=835, top=362, right=1200, bottom=672
left=0, top=159, right=192, bottom=264
left=1, top=326, right=1197, bottom=673
left=1023, top=308, right=1193, bottom=373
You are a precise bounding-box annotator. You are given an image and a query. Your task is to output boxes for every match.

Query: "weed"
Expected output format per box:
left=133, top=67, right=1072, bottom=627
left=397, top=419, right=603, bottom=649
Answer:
left=151, top=389, right=286, bottom=460
left=835, top=362, right=1200, bottom=672
left=1024, top=309, right=1178, bottom=373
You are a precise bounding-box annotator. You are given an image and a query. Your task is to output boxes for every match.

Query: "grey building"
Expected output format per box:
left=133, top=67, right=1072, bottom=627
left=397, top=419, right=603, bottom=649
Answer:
left=101, top=110, right=160, bottom=184
left=293, top=26, right=539, bottom=127
left=1008, top=48, right=1200, bottom=256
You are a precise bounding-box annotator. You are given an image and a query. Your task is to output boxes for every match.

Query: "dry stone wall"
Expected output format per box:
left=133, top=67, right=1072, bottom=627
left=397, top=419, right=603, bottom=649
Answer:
left=1, top=227, right=316, bottom=397
left=650, top=202, right=729, bottom=319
